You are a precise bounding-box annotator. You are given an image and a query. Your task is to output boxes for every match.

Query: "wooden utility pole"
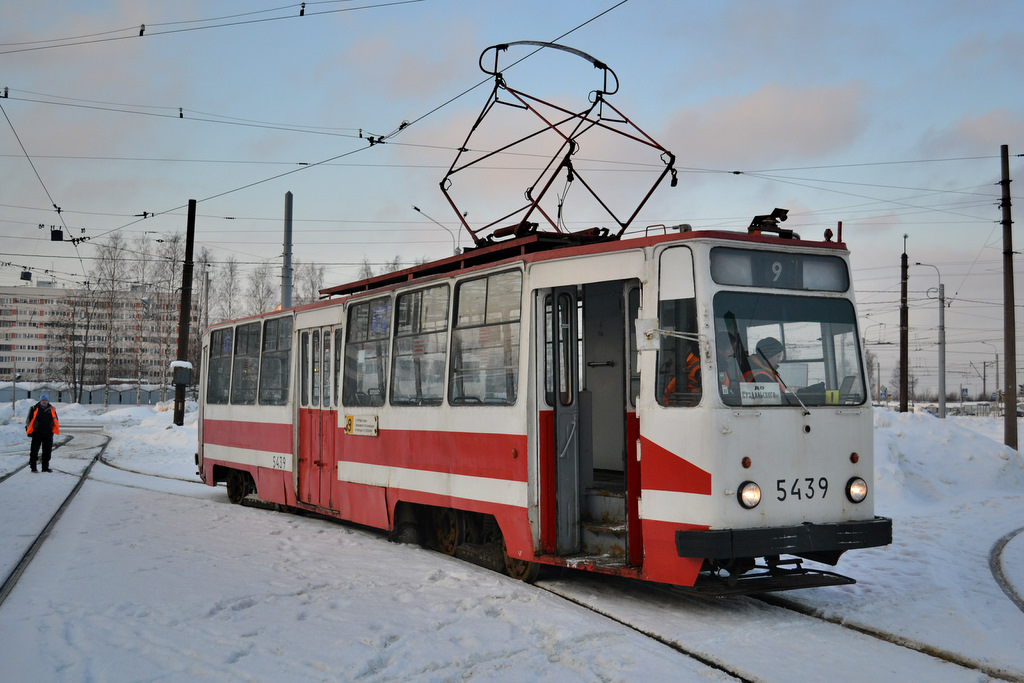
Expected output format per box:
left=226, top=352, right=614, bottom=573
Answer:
left=1000, top=145, right=1017, bottom=449
left=899, top=236, right=909, bottom=412
left=173, top=200, right=196, bottom=427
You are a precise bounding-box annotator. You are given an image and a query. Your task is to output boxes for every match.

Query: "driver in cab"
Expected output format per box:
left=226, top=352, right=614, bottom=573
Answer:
left=744, top=337, right=784, bottom=385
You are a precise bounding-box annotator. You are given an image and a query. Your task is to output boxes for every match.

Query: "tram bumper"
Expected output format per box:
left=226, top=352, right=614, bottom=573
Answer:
left=675, top=516, right=892, bottom=565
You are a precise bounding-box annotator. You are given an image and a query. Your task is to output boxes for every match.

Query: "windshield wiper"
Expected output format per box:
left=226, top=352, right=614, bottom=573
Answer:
left=757, top=349, right=811, bottom=416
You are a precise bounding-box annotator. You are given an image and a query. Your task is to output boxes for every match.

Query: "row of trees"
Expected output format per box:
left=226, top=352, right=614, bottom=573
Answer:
left=45, top=232, right=330, bottom=402
left=866, top=350, right=1010, bottom=404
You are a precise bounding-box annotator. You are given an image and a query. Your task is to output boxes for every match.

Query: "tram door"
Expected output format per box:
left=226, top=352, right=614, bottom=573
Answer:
left=550, top=287, right=581, bottom=554
left=298, top=326, right=339, bottom=509
left=542, top=279, right=636, bottom=560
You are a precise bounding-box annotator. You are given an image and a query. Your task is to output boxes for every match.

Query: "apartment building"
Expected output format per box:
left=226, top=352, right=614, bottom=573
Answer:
left=1, top=281, right=200, bottom=388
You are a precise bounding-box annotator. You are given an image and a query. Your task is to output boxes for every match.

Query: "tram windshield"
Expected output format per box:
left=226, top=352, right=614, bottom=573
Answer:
left=712, top=291, right=866, bottom=408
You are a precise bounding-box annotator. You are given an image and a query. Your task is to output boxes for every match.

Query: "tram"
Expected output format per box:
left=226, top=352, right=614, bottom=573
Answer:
left=196, top=42, right=890, bottom=594
left=197, top=217, right=891, bottom=593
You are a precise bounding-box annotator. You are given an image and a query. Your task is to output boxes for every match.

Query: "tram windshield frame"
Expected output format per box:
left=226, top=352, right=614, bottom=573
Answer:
left=711, top=291, right=866, bottom=408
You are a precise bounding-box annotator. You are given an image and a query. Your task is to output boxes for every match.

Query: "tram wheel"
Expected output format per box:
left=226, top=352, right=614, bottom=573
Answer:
left=433, top=508, right=460, bottom=556
left=503, top=539, right=539, bottom=583
left=226, top=470, right=248, bottom=504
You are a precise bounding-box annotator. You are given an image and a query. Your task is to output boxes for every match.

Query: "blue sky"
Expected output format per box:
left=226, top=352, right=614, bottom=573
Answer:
left=2, top=0, right=1023, bottom=397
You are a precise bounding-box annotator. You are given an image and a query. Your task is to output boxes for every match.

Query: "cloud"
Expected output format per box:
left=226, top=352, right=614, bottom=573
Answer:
left=918, top=109, right=1024, bottom=157
left=329, top=22, right=479, bottom=102
left=663, top=81, right=868, bottom=170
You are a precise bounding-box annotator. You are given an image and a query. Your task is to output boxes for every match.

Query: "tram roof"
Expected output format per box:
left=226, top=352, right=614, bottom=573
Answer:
left=319, top=227, right=847, bottom=299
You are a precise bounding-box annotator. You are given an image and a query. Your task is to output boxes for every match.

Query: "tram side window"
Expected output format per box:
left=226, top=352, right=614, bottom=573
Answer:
left=258, top=316, right=292, bottom=406
left=312, top=330, right=320, bottom=407
left=658, top=247, right=701, bottom=407
left=391, top=285, right=449, bottom=406
left=542, top=293, right=580, bottom=407
left=207, top=328, right=233, bottom=405
left=343, top=296, right=392, bottom=407
left=657, top=298, right=702, bottom=407
left=300, top=331, right=309, bottom=407
left=450, top=270, right=522, bottom=406
left=230, top=322, right=261, bottom=405
left=322, top=329, right=332, bottom=407
left=333, top=325, right=342, bottom=408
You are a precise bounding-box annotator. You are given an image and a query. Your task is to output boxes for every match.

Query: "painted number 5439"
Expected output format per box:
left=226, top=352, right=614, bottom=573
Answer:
left=776, top=477, right=828, bottom=501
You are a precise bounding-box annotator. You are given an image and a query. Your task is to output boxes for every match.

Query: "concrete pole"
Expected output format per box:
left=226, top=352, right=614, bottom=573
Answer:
left=282, top=191, right=293, bottom=310
left=937, top=282, right=946, bottom=418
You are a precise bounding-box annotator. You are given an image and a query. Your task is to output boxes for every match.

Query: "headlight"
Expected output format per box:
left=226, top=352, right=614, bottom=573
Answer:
left=846, top=477, right=868, bottom=503
left=738, top=481, right=761, bottom=509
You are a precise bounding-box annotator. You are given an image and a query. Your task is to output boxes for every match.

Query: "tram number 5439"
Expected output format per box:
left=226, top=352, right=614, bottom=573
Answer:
left=776, top=477, right=828, bottom=501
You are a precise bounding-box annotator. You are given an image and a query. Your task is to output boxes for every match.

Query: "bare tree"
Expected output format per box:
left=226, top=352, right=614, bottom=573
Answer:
left=382, top=255, right=404, bottom=274
left=94, top=234, right=131, bottom=406
left=129, top=233, right=155, bottom=291
left=188, top=247, right=214, bottom=394
left=47, top=288, right=97, bottom=403
left=353, top=253, right=429, bottom=283
left=153, top=234, right=186, bottom=400
left=214, top=256, right=241, bottom=323
left=246, top=262, right=278, bottom=316
left=294, top=259, right=326, bottom=305
left=889, top=362, right=918, bottom=403
left=357, top=257, right=375, bottom=280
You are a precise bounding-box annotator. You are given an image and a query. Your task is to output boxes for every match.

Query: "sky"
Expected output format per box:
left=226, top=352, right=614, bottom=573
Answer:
left=0, top=400, right=1023, bottom=679
left=1, top=0, right=1023, bottom=397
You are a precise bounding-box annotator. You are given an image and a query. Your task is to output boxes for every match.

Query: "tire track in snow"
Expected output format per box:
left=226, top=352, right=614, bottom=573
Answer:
left=990, top=525, right=1024, bottom=613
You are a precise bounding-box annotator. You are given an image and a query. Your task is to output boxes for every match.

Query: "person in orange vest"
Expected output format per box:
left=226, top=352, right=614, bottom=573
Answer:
left=26, top=394, right=59, bottom=473
left=663, top=349, right=702, bottom=404
left=745, top=337, right=784, bottom=384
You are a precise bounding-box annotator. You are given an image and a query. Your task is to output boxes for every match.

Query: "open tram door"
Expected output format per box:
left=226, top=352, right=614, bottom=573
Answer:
left=538, top=278, right=641, bottom=566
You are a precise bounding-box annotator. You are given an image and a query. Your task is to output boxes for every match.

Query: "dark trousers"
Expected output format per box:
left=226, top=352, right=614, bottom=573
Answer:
left=30, top=434, right=53, bottom=471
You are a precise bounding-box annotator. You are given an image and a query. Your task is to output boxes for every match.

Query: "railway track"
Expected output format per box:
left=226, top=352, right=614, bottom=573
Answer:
left=0, top=430, right=109, bottom=608
left=535, top=571, right=1024, bottom=682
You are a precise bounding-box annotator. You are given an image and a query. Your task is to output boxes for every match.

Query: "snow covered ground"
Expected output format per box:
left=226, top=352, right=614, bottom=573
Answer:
left=0, top=399, right=1022, bottom=681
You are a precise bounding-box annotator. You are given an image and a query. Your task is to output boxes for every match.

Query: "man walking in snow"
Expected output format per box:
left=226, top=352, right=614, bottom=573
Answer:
left=26, top=394, right=59, bottom=473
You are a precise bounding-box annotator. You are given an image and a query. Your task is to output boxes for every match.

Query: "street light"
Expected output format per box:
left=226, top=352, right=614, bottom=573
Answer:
left=862, top=321, right=886, bottom=344
left=914, top=262, right=946, bottom=418
left=9, top=304, right=16, bottom=413
left=979, top=340, right=1000, bottom=407
left=412, top=205, right=460, bottom=256
left=11, top=373, right=21, bottom=413
left=861, top=321, right=885, bottom=402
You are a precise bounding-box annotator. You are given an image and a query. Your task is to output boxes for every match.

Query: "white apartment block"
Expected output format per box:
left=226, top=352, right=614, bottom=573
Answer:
left=1, top=281, right=200, bottom=387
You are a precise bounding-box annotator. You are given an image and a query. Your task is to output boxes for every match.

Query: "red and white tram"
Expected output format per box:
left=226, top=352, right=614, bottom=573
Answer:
left=197, top=220, right=892, bottom=594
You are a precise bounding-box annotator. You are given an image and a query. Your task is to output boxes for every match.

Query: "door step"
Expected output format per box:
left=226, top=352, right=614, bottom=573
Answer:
left=582, top=482, right=626, bottom=557
left=581, top=519, right=627, bottom=558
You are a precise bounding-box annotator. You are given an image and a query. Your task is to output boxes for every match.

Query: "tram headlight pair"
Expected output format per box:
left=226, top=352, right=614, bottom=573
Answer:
left=846, top=477, right=868, bottom=503
left=736, top=478, right=867, bottom=508
left=738, top=481, right=761, bottom=509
